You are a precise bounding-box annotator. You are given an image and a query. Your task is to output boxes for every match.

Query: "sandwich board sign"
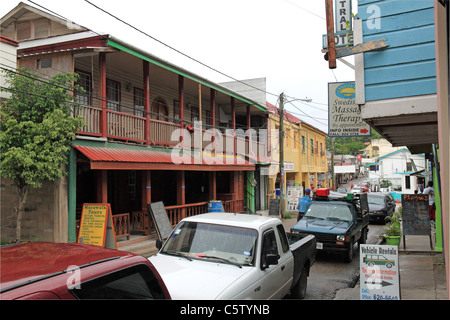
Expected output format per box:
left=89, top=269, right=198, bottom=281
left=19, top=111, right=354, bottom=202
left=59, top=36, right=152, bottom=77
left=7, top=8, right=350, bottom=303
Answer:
left=360, top=244, right=400, bottom=300
left=77, top=203, right=117, bottom=249
left=148, top=201, right=173, bottom=241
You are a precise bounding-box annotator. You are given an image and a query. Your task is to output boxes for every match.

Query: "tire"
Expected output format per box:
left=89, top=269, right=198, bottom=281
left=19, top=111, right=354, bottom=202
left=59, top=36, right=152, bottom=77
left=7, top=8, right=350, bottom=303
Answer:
left=291, top=266, right=308, bottom=299
left=344, top=241, right=354, bottom=263
left=358, top=228, right=368, bottom=246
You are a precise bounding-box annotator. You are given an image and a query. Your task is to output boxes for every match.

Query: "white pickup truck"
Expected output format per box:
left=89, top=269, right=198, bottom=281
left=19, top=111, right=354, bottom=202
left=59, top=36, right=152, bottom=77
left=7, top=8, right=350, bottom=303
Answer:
left=149, top=212, right=316, bottom=300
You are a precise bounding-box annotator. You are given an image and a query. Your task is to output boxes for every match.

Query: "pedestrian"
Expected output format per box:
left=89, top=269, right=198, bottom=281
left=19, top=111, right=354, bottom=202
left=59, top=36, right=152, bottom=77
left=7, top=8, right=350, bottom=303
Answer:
left=297, top=188, right=312, bottom=221
left=423, top=181, right=435, bottom=220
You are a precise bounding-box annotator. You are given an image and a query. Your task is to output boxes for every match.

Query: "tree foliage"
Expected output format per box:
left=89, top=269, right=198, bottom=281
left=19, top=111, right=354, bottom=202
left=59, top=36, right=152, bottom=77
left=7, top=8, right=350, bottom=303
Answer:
left=0, top=68, right=85, bottom=242
left=325, top=131, right=382, bottom=155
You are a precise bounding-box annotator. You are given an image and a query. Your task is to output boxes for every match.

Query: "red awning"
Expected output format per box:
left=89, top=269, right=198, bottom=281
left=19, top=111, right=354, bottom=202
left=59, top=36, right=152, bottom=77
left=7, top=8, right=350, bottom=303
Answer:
left=74, top=145, right=255, bottom=171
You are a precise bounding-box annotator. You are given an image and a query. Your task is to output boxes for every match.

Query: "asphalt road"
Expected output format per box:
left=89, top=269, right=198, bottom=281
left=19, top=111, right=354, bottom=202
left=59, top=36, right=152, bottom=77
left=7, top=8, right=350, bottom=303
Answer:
left=303, top=223, right=385, bottom=300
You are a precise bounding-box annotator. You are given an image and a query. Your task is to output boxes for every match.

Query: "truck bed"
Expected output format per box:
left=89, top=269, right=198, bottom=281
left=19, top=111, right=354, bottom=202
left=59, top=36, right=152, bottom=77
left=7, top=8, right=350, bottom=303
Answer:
left=286, top=232, right=316, bottom=293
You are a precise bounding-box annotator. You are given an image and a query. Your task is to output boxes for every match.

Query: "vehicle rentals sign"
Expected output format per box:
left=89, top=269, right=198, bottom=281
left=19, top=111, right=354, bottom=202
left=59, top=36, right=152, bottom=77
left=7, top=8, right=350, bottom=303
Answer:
left=328, top=82, right=371, bottom=137
left=360, top=244, right=400, bottom=300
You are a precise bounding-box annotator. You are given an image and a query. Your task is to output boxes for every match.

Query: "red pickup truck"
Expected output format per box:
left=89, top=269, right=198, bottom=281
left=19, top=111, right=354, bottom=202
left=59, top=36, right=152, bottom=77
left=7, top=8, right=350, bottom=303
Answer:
left=0, top=242, right=171, bottom=300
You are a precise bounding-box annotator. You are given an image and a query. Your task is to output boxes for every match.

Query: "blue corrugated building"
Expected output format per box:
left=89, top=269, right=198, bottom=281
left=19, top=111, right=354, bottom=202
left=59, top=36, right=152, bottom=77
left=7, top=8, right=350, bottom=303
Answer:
left=356, top=0, right=438, bottom=154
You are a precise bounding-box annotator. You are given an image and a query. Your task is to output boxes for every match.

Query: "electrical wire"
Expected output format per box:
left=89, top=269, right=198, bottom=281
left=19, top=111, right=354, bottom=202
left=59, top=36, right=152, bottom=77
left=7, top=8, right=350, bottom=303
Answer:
left=19, top=0, right=330, bottom=127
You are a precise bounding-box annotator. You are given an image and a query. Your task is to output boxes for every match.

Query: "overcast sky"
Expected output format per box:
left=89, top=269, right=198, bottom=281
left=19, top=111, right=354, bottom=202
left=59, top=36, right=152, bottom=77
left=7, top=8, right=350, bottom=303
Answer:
left=1, top=0, right=358, bottom=132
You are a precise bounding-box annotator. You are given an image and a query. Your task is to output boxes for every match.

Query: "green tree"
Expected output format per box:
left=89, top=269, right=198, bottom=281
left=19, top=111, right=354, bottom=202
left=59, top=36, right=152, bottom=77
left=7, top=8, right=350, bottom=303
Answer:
left=1, top=68, right=85, bottom=243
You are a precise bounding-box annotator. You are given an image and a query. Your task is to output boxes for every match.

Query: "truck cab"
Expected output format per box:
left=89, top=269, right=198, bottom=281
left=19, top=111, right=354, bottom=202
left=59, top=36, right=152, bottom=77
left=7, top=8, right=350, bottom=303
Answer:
left=150, top=213, right=316, bottom=299
left=291, top=188, right=369, bottom=262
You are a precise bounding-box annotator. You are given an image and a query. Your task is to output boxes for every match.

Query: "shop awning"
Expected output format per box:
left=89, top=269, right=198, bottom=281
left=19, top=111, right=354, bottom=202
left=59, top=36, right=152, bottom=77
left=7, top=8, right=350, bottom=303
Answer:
left=74, top=145, right=255, bottom=171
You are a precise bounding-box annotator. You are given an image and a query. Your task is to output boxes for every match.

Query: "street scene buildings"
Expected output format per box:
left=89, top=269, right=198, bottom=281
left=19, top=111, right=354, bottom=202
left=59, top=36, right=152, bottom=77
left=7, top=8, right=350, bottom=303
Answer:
left=1, top=0, right=449, bottom=301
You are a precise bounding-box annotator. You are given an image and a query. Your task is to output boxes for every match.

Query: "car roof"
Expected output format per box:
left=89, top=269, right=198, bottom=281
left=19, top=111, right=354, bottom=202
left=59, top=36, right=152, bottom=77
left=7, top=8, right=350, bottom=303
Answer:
left=0, top=242, right=135, bottom=292
left=182, top=212, right=280, bottom=229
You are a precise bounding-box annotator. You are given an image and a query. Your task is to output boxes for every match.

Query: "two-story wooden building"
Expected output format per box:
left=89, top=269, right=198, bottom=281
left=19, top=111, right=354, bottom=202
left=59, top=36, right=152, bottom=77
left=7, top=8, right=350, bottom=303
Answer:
left=0, top=2, right=271, bottom=243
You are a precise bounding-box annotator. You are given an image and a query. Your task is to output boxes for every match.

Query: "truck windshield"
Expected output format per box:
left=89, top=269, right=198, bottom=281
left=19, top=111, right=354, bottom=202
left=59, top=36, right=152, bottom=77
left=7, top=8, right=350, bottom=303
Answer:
left=161, top=222, right=258, bottom=266
left=367, top=195, right=385, bottom=205
left=305, top=203, right=353, bottom=222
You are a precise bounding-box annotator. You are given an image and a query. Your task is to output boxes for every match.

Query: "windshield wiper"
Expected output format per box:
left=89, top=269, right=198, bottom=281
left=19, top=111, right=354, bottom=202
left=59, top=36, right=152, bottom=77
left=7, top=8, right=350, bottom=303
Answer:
left=200, top=255, right=243, bottom=268
left=305, top=215, right=324, bottom=220
left=327, top=217, right=347, bottom=221
left=163, top=250, right=193, bottom=261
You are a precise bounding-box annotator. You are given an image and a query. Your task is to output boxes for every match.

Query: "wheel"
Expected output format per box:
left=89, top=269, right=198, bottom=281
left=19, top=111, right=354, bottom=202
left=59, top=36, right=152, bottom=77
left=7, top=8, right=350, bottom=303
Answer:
left=358, top=228, right=367, bottom=246
left=291, top=266, right=308, bottom=299
left=344, top=241, right=354, bottom=263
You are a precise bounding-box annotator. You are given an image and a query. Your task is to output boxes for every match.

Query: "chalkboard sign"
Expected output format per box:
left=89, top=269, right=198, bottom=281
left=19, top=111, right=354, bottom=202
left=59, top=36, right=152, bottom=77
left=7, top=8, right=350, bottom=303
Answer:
left=401, top=194, right=430, bottom=236
left=148, top=202, right=173, bottom=241
left=269, top=199, right=280, bottom=216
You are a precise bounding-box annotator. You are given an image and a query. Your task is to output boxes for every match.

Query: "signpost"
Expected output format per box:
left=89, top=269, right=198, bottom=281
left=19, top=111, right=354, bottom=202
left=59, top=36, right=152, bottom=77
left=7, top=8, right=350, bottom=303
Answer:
left=360, top=244, right=400, bottom=300
left=328, top=82, right=371, bottom=137
left=77, top=203, right=117, bottom=249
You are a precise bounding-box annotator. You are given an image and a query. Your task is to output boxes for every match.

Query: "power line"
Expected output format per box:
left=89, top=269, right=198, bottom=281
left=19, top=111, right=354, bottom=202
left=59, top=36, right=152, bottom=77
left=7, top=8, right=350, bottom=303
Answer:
left=24, top=1, right=329, bottom=127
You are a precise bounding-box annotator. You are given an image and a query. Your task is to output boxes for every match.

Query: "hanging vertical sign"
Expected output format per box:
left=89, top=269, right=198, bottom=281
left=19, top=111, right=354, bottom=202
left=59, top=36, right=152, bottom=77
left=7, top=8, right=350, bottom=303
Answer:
left=322, top=0, right=353, bottom=48
left=328, top=82, right=371, bottom=137
left=77, top=203, right=117, bottom=249
left=335, top=0, right=352, bottom=33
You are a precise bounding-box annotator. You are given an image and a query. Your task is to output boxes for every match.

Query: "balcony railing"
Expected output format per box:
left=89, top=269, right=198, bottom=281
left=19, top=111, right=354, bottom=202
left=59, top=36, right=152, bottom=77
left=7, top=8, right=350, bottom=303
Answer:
left=74, top=105, right=268, bottom=157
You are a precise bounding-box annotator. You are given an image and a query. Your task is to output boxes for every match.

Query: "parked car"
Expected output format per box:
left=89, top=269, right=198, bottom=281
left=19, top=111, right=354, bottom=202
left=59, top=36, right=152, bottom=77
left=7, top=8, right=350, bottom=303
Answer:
left=350, top=186, right=364, bottom=194
left=367, top=192, right=396, bottom=223
left=336, top=187, right=347, bottom=193
left=0, top=242, right=171, bottom=300
left=150, top=212, right=316, bottom=299
left=291, top=188, right=370, bottom=263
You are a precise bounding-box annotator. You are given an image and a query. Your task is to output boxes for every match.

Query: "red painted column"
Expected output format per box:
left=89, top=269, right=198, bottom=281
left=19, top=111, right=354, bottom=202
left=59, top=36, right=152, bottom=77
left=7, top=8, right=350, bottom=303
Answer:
left=96, top=170, right=107, bottom=203
left=231, top=97, right=236, bottom=156
left=99, top=53, right=107, bottom=137
left=177, top=171, right=186, bottom=218
left=178, top=75, right=184, bottom=148
left=209, top=171, right=216, bottom=201
left=210, top=88, right=216, bottom=151
left=143, top=60, right=150, bottom=145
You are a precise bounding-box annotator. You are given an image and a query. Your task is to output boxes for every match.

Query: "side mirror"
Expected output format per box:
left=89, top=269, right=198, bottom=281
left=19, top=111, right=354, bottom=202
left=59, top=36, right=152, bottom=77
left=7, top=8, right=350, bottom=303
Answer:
left=262, top=254, right=279, bottom=270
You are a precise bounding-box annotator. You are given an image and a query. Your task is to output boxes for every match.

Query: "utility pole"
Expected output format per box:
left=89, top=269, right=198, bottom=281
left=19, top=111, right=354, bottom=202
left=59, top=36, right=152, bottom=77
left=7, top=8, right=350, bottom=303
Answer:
left=331, top=137, right=336, bottom=191
left=279, top=93, right=285, bottom=218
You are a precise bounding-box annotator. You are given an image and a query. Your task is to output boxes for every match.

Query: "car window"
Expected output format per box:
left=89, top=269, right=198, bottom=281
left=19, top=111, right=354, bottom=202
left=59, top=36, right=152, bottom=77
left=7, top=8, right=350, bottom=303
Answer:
left=276, top=224, right=289, bottom=254
left=260, top=229, right=278, bottom=269
left=70, top=264, right=166, bottom=299
left=305, top=203, right=353, bottom=221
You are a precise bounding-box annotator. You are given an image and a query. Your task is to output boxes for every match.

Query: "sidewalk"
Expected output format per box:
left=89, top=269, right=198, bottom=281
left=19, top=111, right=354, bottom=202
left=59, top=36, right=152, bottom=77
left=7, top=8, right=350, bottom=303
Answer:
left=334, top=233, right=448, bottom=300
left=279, top=210, right=448, bottom=300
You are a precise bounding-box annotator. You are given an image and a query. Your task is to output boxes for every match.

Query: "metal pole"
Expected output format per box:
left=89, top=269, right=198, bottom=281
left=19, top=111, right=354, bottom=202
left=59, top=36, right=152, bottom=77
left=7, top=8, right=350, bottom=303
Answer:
left=279, top=93, right=285, bottom=218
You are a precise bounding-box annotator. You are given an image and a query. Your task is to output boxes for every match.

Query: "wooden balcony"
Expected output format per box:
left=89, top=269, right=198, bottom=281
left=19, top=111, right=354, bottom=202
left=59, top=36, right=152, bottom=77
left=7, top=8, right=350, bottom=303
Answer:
left=74, top=105, right=268, bottom=157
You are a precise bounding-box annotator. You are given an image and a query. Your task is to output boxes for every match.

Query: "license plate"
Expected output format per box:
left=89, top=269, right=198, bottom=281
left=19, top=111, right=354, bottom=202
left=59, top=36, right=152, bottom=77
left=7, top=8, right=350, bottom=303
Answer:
left=316, top=242, right=323, bottom=250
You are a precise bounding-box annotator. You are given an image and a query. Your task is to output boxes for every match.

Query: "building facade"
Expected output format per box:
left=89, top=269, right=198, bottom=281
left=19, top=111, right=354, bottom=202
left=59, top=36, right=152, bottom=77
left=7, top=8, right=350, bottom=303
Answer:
left=0, top=3, right=271, bottom=243
left=266, top=102, right=327, bottom=214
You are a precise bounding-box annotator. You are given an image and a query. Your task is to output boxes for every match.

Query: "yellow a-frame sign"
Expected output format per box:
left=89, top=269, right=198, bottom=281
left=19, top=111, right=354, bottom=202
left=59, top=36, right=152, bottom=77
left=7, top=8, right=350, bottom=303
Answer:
left=77, top=203, right=117, bottom=250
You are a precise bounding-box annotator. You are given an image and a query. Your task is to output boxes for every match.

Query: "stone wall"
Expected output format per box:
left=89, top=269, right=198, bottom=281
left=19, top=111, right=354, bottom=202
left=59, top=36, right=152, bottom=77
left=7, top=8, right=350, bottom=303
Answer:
left=0, top=177, right=65, bottom=243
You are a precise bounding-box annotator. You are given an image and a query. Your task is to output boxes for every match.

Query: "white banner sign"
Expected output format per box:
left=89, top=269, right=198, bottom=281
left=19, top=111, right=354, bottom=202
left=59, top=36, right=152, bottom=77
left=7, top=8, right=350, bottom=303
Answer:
left=360, top=244, right=400, bottom=300
left=286, top=186, right=303, bottom=212
left=328, top=82, right=371, bottom=137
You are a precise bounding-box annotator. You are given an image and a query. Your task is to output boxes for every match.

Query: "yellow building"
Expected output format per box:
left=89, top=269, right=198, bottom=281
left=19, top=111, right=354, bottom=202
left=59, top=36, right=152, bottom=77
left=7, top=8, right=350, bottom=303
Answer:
left=266, top=103, right=327, bottom=213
